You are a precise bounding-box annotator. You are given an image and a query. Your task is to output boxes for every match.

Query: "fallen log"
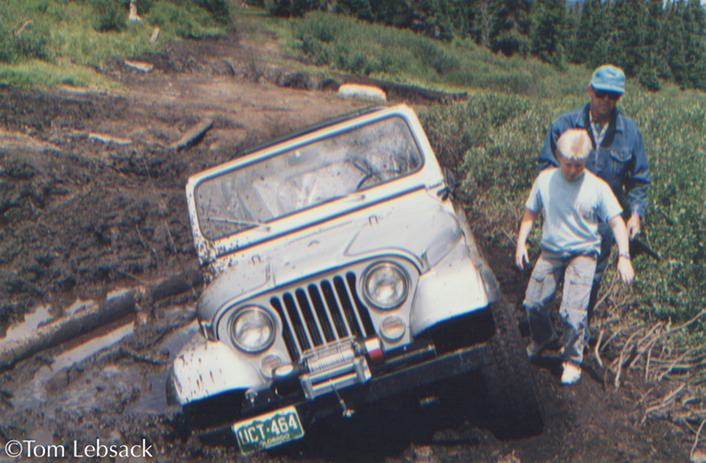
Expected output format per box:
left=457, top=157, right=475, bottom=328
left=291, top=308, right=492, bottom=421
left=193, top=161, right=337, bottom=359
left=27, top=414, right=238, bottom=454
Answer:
left=88, top=132, right=132, bottom=146
left=0, top=269, right=203, bottom=371
left=169, top=117, right=214, bottom=150
left=123, top=59, right=153, bottom=72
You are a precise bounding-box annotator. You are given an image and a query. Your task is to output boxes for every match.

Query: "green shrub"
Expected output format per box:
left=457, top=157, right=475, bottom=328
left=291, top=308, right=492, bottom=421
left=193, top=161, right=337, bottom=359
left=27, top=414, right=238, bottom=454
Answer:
left=14, top=22, right=53, bottom=61
left=298, top=36, right=333, bottom=65
left=265, top=0, right=312, bottom=17
left=0, top=20, right=53, bottom=63
left=26, top=0, right=50, bottom=13
left=476, top=71, right=534, bottom=95
left=624, top=94, right=706, bottom=324
left=193, top=0, right=231, bottom=23
left=0, top=23, right=19, bottom=63
left=133, top=0, right=155, bottom=15
left=638, top=68, right=662, bottom=92
left=147, top=1, right=221, bottom=39
left=92, top=0, right=128, bottom=32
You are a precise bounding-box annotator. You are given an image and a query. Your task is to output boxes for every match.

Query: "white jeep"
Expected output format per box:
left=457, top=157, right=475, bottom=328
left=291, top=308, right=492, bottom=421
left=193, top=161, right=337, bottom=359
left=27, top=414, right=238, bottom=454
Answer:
left=168, top=104, right=542, bottom=455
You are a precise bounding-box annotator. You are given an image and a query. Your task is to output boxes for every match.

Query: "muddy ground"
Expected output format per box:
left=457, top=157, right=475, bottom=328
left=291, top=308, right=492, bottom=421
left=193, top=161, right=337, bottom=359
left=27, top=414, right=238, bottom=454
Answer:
left=0, top=21, right=696, bottom=463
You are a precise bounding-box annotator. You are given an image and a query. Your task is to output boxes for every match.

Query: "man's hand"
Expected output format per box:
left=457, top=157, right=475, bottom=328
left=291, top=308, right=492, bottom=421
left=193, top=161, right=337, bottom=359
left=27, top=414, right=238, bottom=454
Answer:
left=617, top=255, right=634, bottom=285
left=627, top=212, right=641, bottom=239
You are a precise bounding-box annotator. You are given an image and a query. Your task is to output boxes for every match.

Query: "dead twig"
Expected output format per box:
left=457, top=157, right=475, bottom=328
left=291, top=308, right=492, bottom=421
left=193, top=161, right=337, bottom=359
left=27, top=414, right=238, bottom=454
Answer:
left=663, top=308, right=706, bottom=338
left=628, top=322, right=664, bottom=370
left=635, top=385, right=658, bottom=409
left=656, top=349, right=694, bottom=383
left=117, top=346, right=168, bottom=365
left=599, top=324, right=628, bottom=353
left=595, top=264, right=619, bottom=310
left=15, top=19, right=33, bottom=36
left=691, top=419, right=705, bottom=462
left=613, top=329, right=643, bottom=388
left=595, top=329, right=605, bottom=368
left=641, top=383, right=687, bottom=424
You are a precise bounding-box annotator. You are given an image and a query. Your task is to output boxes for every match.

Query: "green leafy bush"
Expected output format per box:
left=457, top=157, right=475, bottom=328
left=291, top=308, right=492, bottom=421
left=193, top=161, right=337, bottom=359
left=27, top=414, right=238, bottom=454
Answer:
left=638, top=68, right=662, bottom=92
left=192, top=0, right=231, bottom=23
left=265, top=0, right=313, bottom=17
left=0, top=20, right=53, bottom=63
left=147, top=1, right=222, bottom=39
left=26, top=0, right=51, bottom=13
left=135, top=0, right=156, bottom=15
left=621, top=93, right=706, bottom=323
left=92, top=0, right=128, bottom=32
left=14, top=23, right=53, bottom=61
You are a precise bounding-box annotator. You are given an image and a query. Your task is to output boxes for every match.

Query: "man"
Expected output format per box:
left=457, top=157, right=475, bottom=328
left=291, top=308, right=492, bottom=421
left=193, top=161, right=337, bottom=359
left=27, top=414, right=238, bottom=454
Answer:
left=517, top=129, right=634, bottom=385
left=538, top=64, right=650, bottom=314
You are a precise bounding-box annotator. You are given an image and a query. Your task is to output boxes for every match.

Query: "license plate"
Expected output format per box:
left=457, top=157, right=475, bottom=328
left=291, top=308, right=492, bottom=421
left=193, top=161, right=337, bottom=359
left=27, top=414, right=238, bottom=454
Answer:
left=233, top=406, right=305, bottom=455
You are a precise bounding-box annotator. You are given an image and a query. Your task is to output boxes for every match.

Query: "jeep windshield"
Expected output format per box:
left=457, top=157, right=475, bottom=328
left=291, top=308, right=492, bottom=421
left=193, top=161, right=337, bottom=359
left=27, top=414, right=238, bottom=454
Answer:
left=194, top=116, right=424, bottom=241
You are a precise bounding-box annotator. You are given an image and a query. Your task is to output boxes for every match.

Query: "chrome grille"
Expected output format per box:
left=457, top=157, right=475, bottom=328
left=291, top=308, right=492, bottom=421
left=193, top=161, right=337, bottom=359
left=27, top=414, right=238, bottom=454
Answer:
left=270, top=272, right=375, bottom=361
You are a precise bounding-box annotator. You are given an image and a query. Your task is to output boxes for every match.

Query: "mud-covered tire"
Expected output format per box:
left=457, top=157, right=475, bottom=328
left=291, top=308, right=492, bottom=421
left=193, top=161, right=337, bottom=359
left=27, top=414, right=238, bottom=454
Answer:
left=480, top=297, right=543, bottom=438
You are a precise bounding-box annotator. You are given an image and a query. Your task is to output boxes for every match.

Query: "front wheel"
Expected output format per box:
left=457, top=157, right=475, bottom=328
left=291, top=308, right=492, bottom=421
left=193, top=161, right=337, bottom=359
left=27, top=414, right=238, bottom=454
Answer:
left=480, top=298, right=543, bottom=438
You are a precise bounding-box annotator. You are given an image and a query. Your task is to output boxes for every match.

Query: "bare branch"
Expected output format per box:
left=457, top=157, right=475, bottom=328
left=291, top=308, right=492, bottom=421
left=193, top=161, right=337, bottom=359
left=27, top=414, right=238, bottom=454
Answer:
left=691, top=419, right=705, bottom=462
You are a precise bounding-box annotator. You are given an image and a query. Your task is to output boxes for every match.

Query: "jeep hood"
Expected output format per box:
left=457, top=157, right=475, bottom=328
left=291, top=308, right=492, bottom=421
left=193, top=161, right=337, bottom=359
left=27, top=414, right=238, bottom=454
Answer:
left=197, top=189, right=462, bottom=322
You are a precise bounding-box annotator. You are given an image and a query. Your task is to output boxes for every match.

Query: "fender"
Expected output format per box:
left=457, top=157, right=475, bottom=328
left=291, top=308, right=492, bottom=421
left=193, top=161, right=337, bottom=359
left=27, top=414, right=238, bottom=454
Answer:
left=410, top=239, right=489, bottom=336
left=171, top=334, right=262, bottom=405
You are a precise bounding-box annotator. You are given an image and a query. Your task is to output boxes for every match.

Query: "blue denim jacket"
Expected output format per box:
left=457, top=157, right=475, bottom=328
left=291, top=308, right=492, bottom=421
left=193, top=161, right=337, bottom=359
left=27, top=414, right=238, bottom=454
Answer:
left=538, top=104, right=651, bottom=218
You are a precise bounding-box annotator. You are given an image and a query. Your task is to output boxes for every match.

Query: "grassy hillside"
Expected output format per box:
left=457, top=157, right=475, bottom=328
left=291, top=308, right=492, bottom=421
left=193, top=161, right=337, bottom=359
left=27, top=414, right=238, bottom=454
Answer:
left=0, top=0, right=229, bottom=87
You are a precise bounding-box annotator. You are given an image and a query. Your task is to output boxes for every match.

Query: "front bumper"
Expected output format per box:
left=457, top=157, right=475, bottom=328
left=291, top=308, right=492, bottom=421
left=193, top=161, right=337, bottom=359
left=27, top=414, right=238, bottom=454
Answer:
left=198, top=341, right=493, bottom=451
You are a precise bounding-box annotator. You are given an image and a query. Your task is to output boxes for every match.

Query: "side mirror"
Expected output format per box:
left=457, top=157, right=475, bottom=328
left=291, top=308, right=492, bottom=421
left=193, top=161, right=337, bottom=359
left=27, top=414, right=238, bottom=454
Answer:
left=440, top=167, right=471, bottom=204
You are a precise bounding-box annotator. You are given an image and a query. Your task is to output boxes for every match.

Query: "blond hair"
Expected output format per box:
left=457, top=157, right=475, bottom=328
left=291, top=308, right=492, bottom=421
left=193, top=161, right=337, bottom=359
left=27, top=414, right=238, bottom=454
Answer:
left=556, top=129, right=592, bottom=161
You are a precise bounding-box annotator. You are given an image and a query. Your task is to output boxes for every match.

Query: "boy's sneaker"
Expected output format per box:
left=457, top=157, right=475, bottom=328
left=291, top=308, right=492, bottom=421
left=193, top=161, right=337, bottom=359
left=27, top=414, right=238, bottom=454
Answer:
left=561, top=361, right=582, bottom=385
left=526, top=335, right=558, bottom=360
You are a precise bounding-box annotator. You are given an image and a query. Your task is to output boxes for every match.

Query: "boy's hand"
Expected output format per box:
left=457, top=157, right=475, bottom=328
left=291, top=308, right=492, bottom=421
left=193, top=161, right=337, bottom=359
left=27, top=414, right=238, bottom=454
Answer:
left=515, top=242, right=530, bottom=269
left=617, top=256, right=634, bottom=285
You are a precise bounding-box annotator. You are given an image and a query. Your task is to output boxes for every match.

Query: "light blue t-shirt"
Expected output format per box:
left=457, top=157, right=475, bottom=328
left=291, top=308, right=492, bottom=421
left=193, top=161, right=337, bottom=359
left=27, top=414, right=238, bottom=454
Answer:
left=526, top=168, right=623, bottom=257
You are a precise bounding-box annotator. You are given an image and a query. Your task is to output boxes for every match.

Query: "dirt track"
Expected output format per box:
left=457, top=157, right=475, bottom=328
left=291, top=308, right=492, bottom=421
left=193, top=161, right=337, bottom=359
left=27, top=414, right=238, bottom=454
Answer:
left=0, top=24, right=693, bottom=463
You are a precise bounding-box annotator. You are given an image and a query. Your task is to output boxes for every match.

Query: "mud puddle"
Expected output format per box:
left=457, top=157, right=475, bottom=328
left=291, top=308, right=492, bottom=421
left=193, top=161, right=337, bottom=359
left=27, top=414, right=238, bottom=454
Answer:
left=3, top=295, right=197, bottom=417
left=10, top=316, right=136, bottom=410
left=126, top=319, right=198, bottom=415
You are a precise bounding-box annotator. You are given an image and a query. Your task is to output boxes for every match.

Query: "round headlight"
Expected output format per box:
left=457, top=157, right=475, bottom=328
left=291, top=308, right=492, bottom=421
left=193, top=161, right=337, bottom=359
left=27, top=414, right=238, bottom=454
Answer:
left=363, top=262, right=409, bottom=309
left=230, top=307, right=275, bottom=353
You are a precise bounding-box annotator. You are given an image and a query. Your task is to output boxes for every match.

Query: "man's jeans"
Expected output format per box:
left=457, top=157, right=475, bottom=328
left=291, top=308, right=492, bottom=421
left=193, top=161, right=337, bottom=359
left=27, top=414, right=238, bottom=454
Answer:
left=587, top=222, right=613, bottom=325
left=523, top=252, right=597, bottom=364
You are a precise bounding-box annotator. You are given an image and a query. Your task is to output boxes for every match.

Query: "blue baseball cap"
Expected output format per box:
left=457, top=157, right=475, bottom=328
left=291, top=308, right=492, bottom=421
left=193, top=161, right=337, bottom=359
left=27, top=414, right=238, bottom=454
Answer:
left=591, top=64, right=625, bottom=94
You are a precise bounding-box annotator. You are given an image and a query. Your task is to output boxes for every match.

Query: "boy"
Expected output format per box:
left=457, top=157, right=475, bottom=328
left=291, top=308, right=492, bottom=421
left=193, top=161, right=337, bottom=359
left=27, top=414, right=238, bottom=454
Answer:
left=516, top=128, right=634, bottom=385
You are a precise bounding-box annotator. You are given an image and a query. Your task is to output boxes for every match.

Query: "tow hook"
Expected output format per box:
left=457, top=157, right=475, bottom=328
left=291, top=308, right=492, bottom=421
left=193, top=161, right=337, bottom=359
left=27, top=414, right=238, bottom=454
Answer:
left=333, top=387, right=355, bottom=418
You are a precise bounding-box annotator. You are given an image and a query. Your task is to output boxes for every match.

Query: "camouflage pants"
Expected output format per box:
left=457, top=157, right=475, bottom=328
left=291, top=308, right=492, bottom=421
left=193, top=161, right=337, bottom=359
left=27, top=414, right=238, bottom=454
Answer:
left=523, top=252, right=597, bottom=364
